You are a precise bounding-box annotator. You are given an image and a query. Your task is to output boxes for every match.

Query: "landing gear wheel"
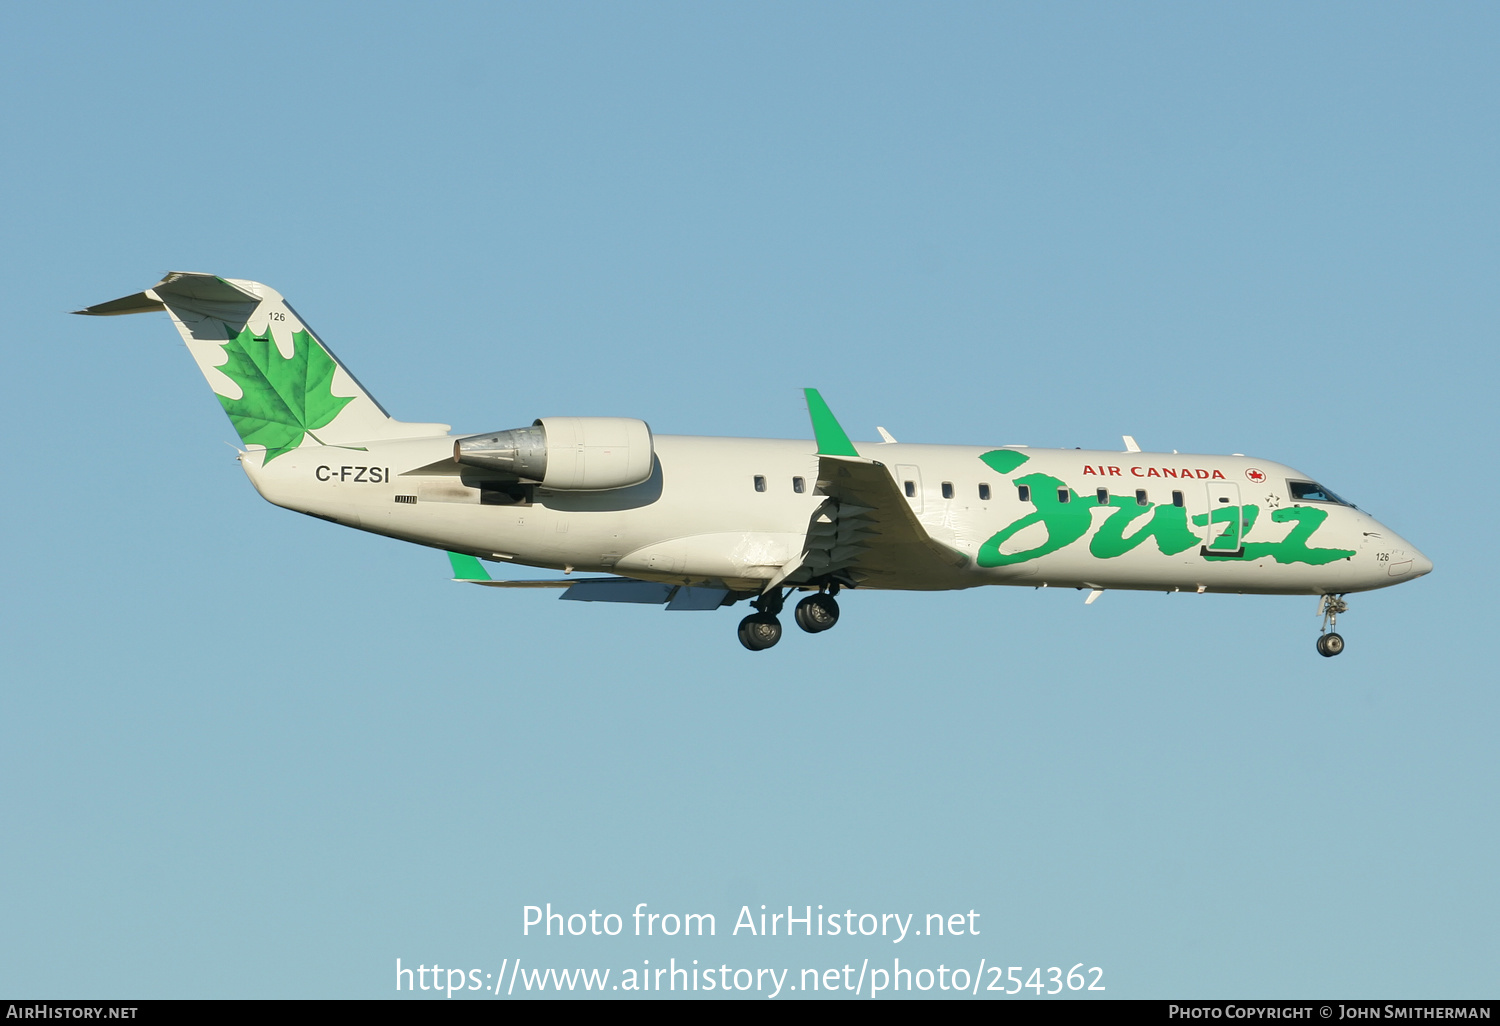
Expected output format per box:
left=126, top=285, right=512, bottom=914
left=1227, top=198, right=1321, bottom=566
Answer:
left=794, top=594, right=840, bottom=633
left=1317, top=632, right=1345, bottom=658
left=1317, top=594, right=1349, bottom=658
left=738, top=614, right=783, bottom=651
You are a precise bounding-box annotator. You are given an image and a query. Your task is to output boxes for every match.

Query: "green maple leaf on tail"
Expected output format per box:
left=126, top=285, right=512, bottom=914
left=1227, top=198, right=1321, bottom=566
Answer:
left=214, top=325, right=354, bottom=462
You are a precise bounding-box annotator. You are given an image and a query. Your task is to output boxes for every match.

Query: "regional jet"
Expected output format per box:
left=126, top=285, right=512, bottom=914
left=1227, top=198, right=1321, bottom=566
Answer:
left=78, top=273, right=1432, bottom=655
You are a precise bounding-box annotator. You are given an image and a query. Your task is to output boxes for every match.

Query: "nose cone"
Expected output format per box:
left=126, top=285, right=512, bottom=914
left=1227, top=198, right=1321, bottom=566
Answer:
left=1383, top=542, right=1432, bottom=582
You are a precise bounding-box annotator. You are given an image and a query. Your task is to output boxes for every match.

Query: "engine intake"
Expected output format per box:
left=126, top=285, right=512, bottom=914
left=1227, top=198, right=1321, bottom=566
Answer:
left=454, top=416, right=654, bottom=491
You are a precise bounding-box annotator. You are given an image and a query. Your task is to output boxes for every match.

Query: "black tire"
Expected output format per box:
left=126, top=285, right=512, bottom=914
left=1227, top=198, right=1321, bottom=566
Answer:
left=738, top=614, right=783, bottom=651
left=1317, top=632, right=1345, bottom=658
left=794, top=594, right=840, bottom=633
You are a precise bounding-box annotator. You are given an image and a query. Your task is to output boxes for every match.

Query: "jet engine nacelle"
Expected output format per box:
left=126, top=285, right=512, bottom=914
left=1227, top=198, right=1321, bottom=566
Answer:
left=454, top=416, right=654, bottom=491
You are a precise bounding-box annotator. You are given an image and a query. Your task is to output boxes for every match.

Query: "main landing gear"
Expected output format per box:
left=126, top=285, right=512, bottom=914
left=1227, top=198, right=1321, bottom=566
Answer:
left=1317, top=594, right=1348, bottom=658
left=737, top=585, right=842, bottom=651
left=794, top=592, right=840, bottom=634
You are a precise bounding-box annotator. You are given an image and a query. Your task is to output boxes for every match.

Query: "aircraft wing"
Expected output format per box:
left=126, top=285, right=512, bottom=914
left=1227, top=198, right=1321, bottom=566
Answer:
left=799, top=390, right=970, bottom=587
left=445, top=552, right=731, bottom=609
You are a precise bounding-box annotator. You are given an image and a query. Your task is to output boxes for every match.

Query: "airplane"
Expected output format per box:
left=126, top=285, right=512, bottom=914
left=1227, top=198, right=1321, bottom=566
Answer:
left=78, top=272, right=1432, bottom=656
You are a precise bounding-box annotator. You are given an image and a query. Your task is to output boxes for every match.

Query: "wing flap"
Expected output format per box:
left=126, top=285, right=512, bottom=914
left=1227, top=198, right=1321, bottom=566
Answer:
left=813, top=454, right=970, bottom=579
left=797, top=390, right=970, bottom=586
left=561, top=579, right=676, bottom=603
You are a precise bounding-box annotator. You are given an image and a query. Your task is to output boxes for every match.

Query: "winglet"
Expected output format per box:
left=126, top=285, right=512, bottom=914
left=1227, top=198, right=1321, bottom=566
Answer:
left=804, top=388, right=859, bottom=457
left=447, top=551, right=492, bottom=581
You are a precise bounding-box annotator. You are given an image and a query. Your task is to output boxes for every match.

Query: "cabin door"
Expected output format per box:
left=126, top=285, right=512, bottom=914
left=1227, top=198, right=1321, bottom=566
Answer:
left=1202, top=482, right=1244, bottom=556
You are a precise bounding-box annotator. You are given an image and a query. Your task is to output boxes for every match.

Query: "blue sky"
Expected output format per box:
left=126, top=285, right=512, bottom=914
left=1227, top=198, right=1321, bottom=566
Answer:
left=1, top=1, right=1494, bottom=998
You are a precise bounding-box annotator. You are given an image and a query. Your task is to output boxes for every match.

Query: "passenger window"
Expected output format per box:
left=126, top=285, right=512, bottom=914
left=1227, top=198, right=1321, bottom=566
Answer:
left=904, top=480, right=916, bottom=498
left=1057, top=488, right=1070, bottom=504
left=792, top=476, right=805, bottom=493
left=754, top=475, right=766, bottom=492
left=978, top=483, right=991, bottom=501
left=1136, top=489, right=1148, bottom=506
left=1096, top=488, right=1109, bottom=504
left=941, top=482, right=954, bottom=499
left=1018, top=484, right=1031, bottom=503
left=1172, top=490, right=1184, bottom=508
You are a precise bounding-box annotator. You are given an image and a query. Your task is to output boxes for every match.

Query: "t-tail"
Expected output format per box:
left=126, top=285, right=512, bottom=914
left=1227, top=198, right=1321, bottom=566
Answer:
left=75, top=272, right=449, bottom=462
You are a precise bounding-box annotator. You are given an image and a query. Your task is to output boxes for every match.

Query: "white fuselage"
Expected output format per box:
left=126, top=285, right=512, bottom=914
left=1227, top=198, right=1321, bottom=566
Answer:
left=241, top=434, right=1430, bottom=598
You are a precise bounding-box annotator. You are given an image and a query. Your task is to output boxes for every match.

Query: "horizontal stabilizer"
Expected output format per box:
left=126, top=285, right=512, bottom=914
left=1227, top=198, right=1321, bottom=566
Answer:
left=74, top=291, right=166, bottom=316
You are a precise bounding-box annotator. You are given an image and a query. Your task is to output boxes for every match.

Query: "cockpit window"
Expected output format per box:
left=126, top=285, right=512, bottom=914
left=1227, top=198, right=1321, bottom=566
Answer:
left=1288, top=480, right=1353, bottom=506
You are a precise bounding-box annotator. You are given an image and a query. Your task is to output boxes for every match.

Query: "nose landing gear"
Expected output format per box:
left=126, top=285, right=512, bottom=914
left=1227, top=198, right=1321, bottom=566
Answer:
left=1317, top=594, right=1348, bottom=657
